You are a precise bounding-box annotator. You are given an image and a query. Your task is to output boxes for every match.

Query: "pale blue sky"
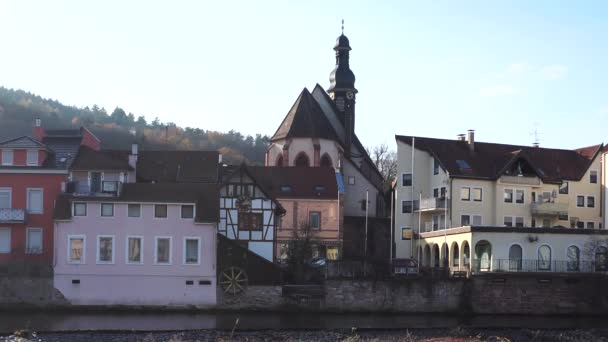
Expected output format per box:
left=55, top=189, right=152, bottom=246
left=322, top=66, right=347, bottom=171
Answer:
left=1, top=1, right=607, bottom=150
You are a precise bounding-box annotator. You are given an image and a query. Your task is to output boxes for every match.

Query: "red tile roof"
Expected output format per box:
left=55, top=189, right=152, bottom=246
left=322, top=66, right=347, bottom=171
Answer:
left=244, top=166, right=339, bottom=200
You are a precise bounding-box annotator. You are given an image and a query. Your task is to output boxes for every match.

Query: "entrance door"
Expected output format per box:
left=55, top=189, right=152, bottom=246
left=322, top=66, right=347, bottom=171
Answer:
left=90, top=172, right=102, bottom=193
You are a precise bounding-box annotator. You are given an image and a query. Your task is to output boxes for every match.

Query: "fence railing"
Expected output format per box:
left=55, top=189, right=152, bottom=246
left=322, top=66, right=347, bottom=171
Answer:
left=471, top=258, right=606, bottom=273
left=325, top=259, right=392, bottom=279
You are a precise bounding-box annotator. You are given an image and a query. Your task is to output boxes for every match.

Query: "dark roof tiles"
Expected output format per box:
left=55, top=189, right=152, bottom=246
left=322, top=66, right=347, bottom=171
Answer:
left=245, top=166, right=338, bottom=200
left=136, top=151, right=219, bottom=183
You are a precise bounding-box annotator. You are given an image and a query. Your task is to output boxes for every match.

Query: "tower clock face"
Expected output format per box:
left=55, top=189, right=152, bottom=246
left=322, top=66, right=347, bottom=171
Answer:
left=346, top=91, right=354, bottom=100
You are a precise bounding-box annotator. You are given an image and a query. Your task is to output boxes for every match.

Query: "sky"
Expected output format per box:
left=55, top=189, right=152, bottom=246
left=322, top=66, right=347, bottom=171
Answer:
left=0, top=1, right=607, bottom=150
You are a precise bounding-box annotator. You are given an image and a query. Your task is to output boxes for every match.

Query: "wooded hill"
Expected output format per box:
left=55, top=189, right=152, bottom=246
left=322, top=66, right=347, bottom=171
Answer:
left=0, top=87, right=269, bottom=164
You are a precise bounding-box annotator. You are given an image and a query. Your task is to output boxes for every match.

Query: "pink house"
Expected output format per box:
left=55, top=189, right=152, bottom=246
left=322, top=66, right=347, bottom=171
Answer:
left=53, top=146, right=220, bottom=306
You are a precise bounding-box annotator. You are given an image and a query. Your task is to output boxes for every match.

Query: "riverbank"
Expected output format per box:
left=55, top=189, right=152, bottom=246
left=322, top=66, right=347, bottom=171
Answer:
left=3, top=328, right=608, bottom=342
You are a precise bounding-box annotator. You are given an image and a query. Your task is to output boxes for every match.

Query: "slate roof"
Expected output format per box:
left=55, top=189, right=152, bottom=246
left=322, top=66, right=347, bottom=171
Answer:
left=54, top=183, right=219, bottom=223
left=45, top=129, right=82, bottom=138
left=246, top=166, right=338, bottom=200
left=0, top=136, right=47, bottom=149
left=70, top=146, right=132, bottom=171
left=396, top=135, right=603, bottom=183
left=271, top=88, right=340, bottom=142
left=136, top=151, right=219, bottom=183
left=42, top=136, right=82, bottom=169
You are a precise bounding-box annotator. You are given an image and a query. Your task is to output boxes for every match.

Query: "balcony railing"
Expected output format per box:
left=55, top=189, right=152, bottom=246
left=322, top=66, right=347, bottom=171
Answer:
left=499, top=175, right=541, bottom=186
left=531, top=201, right=568, bottom=216
left=417, top=197, right=450, bottom=212
left=0, top=208, right=26, bottom=223
left=64, top=180, right=122, bottom=197
left=423, top=221, right=447, bottom=232
left=471, top=258, right=605, bottom=273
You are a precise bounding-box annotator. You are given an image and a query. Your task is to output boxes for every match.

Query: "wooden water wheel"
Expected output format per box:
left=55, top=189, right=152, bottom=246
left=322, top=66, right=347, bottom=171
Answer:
left=219, top=266, right=248, bottom=295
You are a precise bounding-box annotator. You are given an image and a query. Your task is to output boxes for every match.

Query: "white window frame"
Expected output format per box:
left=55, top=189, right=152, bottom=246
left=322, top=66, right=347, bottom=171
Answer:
left=73, top=202, right=87, bottom=216
left=503, top=216, right=514, bottom=227
left=125, top=236, right=144, bottom=265
left=67, top=235, right=86, bottom=264
left=26, top=150, right=38, bottom=166
left=154, top=236, right=172, bottom=265
left=472, top=187, right=483, bottom=202
left=587, top=195, right=596, bottom=208
left=472, top=215, right=482, bottom=226
left=1, top=149, right=14, bottom=166
left=96, top=235, right=115, bottom=264
left=504, top=188, right=514, bottom=203
left=0, top=188, right=11, bottom=208
left=25, top=227, right=43, bottom=254
left=0, top=227, right=11, bottom=253
left=576, top=194, right=585, bottom=207
left=183, top=237, right=201, bottom=265
left=180, top=204, right=195, bottom=219
left=460, top=214, right=471, bottom=226
left=514, top=189, right=525, bottom=204
left=100, top=203, right=114, bottom=217
left=402, top=173, right=412, bottom=187
left=26, top=188, right=44, bottom=214
left=127, top=203, right=141, bottom=218
left=460, top=187, right=471, bottom=201
left=590, top=170, right=598, bottom=184
left=154, top=204, right=168, bottom=219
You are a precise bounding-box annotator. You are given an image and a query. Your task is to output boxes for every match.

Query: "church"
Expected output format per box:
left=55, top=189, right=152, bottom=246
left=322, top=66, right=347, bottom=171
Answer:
left=265, top=29, right=390, bottom=260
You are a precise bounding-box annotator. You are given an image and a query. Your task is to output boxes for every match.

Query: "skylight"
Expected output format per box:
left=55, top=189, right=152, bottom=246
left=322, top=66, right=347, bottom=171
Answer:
left=280, top=185, right=292, bottom=192
left=456, top=160, right=471, bottom=170
left=314, top=185, right=326, bottom=193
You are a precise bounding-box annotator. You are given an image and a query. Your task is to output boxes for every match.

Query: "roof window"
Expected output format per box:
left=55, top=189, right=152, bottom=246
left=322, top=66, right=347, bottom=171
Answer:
left=280, top=185, right=292, bottom=193
left=456, top=160, right=471, bottom=170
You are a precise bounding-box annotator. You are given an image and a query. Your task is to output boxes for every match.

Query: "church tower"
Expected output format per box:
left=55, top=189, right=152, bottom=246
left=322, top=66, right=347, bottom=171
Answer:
left=327, top=23, right=357, bottom=157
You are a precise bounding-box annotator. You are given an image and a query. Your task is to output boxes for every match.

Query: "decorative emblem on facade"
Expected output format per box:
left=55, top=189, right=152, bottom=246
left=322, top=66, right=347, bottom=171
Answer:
left=236, top=195, right=252, bottom=213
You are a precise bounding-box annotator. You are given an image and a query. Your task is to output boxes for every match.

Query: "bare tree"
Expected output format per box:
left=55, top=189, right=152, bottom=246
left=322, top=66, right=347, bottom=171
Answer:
left=583, top=236, right=608, bottom=271
left=285, top=221, right=316, bottom=283
left=366, top=143, right=397, bottom=187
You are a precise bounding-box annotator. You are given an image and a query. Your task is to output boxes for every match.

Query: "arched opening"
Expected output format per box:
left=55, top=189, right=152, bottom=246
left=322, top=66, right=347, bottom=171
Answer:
left=475, top=240, right=492, bottom=271
left=276, top=155, right=284, bottom=167
left=294, top=152, right=310, bottom=167
left=567, top=245, right=580, bottom=272
left=595, top=246, right=608, bottom=272
left=441, top=243, right=449, bottom=268
left=451, top=242, right=460, bottom=268
left=320, top=153, right=333, bottom=168
left=462, top=241, right=470, bottom=269
left=509, top=244, right=522, bottom=271
left=432, top=244, right=440, bottom=268
left=423, top=244, right=431, bottom=267
left=537, top=245, right=551, bottom=271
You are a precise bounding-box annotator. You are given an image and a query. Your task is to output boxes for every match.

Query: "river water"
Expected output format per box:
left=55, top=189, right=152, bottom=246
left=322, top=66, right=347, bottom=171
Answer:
left=0, top=312, right=606, bottom=334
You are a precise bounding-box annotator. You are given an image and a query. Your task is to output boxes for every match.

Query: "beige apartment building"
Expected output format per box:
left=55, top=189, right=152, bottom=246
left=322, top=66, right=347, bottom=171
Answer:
left=394, top=131, right=608, bottom=273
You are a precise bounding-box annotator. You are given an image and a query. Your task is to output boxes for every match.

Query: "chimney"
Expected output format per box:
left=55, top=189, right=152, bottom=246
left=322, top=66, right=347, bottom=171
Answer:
left=532, top=142, right=540, bottom=148
left=33, top=118, right=46, bottom=142
left=457, top=134, right=466, bottom=142
left=467, top=130, right=475, bottom=152
left=128, top=143, right=138, bottom=182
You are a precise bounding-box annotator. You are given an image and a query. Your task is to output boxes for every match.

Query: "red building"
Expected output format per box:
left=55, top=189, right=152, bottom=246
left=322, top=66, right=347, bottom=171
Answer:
left=0, top=120, right=99, bottom=268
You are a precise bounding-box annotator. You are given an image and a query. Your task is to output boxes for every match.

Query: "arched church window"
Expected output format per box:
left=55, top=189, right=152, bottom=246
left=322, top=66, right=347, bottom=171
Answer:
left=320, top=154, right=333, bottom=168
left=294, top=152, right=310, bottom=167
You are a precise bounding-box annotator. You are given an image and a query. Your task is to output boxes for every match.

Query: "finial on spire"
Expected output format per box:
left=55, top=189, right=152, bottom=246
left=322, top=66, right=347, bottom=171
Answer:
left=341, top=19, right=344, bottom=34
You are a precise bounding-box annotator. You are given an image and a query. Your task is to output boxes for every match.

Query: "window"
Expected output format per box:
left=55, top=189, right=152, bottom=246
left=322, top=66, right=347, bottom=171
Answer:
left=576, top=221, right=585, bottom=229
left=238, top=212, right=264, bottom=231
left=461, top=215, right=471, bottom=226
left=558, top=214, right=568, bottom=221
left=154, top=204, right=167, bottom=218
left=181, top=205, right=194, bottom=219
left=126, top=236, right=143, bottom=264
left=590, top=170, right=598, bottom=184
left=440, top=187, right=446, bottom=198
left=537, top=245, right=551, bottom=271
left=433, top=188, right=439, bottom=198
left=515, top=217, right=524, bottom=227
left=401, top=228, right=412, bottom=240
left=128, top=204, right=141, bottom=217
left=577, top=196, right=585, bottom=207
left=348, top=176, right=355, bottom=185
left=184, top=238, right=200, bottom=265
left=515, top=189, right=524, bottom=204
left=26, top=150, right=38, bottom=166
left=402, top=201, right=412, bottom=214
left=73, top=202, right=87, bottom=216
left=595, top=246, right=608, bottom=272
left=472, top=188, right=482, bottom=202
left=26, top=188, right=43, bottom=214
left=1, top=149, right=13, bottom=165
left=587, top=222, right=595, bottom=229
left=155, top=237, right=171, bottom=264
left=402, top=174, right=412, bottom=186
left=504, top=189, right=513, bottom=203
left=97, top=236, right=114, bottom=264
left=559, top=182, right=569, bottom=194
left=309, top=212, right=321, bottom=229
left=531, top=218, right=536, bottom=227
left=531, top=192, right=536, bottom=203
left=68, top=235, right=85, bottom=263
left=0, top=228, right=10, bottom=253
left=280, top=185, right=292, bottom=193
left=101, top=203, right=114, bottom=217
left=504, top=216, right=513, bottom=227
left=543, top=218, right=551, bottom=228
left=0, top=188, right=11, bottom=208
left=509, top=244, right=522, bottom=271
left=460, top=187, right=470, bottom=201
left=26, top=228, right=42, bottom=254
left=433, top=215, right=440, bottom=230
left=567, top=246, right=580, bottom=271
left=587, top=196, right=595, bottom=208
left=433, top=158, right=439, bottom=175
left=472, top=215, right=482, bottom=226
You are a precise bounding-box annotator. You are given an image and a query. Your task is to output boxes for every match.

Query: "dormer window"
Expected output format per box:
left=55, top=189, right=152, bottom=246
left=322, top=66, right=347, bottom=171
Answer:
left=280, top=185, right=292, bottom=193
left=314, top=185, right=326, bottom=193
left=1, top=150, right=13, bottom=166
left=27, top=150, right=38, bottom=166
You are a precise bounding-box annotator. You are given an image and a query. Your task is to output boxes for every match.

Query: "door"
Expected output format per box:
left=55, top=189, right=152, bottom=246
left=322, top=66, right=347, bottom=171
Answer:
left=90, top=172, right=102, bottom=193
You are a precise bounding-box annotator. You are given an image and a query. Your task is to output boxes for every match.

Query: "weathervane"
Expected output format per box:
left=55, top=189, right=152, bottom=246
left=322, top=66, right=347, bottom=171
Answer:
left=341, top=19, right=344, bottom=34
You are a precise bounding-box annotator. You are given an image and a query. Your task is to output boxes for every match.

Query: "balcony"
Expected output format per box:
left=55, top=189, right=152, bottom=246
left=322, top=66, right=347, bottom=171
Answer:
left=417, top=197, right=450, bottom=212
left=472, top=259, right=604, bottom=273
left=499, top=175, right=541, bottom=186
left=64, top=180, right=122, bottom=197
left=0, top=208, right=26, bottom=223
left=531, top=201, right=568, bottom=216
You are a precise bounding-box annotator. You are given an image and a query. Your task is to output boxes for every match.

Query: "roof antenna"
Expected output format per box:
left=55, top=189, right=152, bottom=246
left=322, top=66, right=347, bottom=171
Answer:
left=530, top=123, right=541, bottom=148
left=341, top=19, right=344, bottom=34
